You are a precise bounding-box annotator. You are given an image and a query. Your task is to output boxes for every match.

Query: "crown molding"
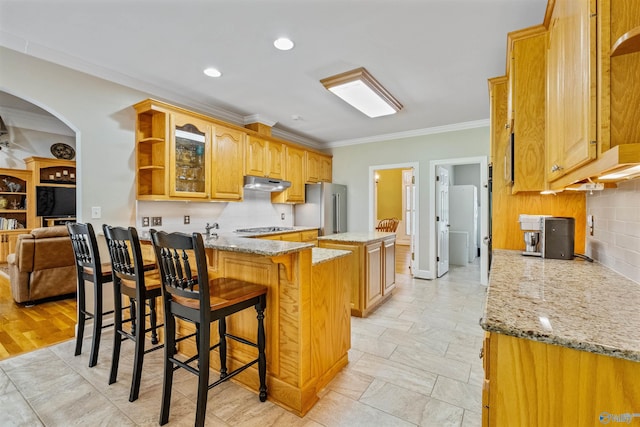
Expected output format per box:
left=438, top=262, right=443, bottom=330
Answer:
left=326, top=119, right=490, bottom=148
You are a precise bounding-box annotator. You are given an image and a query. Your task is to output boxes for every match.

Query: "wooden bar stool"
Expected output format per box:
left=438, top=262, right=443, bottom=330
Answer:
left=67, top=222, right=114, bottom=368
left=150, top=230, right=267, bottom=427
left=103, top=224, right=164, bottom=402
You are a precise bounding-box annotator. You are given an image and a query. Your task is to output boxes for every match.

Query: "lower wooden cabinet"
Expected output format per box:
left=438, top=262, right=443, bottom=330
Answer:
left=318, top=236, right=396, bottom=317
left=482, top=332, right=640, bottom=426
left=256, top=229, right=318, bottom=245
left=0, top=230, right=26, bottom=263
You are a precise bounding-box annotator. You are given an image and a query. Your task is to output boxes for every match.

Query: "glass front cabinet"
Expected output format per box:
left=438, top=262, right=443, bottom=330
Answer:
left=170, top=113, right=211, bottom=198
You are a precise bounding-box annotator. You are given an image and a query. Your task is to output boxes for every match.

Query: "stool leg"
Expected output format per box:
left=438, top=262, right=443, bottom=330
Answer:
left=256, top=298, right=267, bottom=402
left=218, top=317, right=228, bottom=378
left=130, top=294, right=146, bottom=402
left=130, top=298, right=137, bottom=336
left=74, top=275, right=86, bottom=357
left=149, top=297, right=159, bottom=345
left=109, top=284, right=124, bottom=385
left=195, top=320, right=210, bottom=427
left=89, top=278, right=103, bottom=368
left=159, top=315, right=176, bottom=426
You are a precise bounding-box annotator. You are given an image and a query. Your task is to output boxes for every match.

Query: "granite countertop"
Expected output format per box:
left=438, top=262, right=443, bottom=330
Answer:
left=232, top=226, right=319, bottom=238
left=317, top=231, right=396, bottom=243
left=481, top=250, right=640, bottom=362
left=202, top=233, right=313, bottom=256
left=311, top=247, right=351, bottom=266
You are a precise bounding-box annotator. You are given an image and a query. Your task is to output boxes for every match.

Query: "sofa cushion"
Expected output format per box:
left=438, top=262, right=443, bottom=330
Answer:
left=31, top=226, right=69, bottom=239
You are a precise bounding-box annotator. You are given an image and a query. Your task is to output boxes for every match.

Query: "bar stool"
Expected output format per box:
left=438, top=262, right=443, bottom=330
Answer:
left=67, top=222, right=114, bottom=368
left=150, top=230, right=267, bottom=427
left=103, top=224, right=164, bottom=402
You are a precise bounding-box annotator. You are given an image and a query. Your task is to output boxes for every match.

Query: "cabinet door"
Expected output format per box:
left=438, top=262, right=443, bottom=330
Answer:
left=547, top=0, right=597, bottom=181
left=320, top=155, right=332, bottom=182
left=305, top=151, right=322, bottom=183
left=245, top=135, right=267, bottom=177
left=272, top=145, right=305, bottom=203
left=266, top=141, right=285, bottom=179
left=364, top=241, right=383, bottom=310
left=211, top=125, right=245, bottom=200
left=170, top=113, right=211, bottom=198
left=511, top=32, right=547, bottom=193
left=382, top=238, right=396, bottom=295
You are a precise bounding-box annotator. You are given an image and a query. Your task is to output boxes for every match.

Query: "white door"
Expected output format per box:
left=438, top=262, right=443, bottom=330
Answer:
left=399, top=169, right=415, bottom=273
left=436, top=166, right=450, bottom=277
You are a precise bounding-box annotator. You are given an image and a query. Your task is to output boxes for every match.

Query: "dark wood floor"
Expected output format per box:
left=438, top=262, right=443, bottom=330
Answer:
left=0, top=244, right=412, bottom=361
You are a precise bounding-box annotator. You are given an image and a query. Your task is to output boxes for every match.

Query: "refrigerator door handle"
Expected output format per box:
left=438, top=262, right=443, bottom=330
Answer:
left=333, top=193, right=340, bottom=233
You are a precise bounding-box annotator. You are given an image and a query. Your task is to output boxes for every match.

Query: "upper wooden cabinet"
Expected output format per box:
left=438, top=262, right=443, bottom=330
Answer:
left=546, top=0, right=597, bottom=182
left=272, top=145, right=305, bottom=203
left=169, top=113, right=211, bottom=199
left=507, top=27, right=548, bottom=193
left=211, top=125, right=245, bottom=201
left=305, top=151, right=332, bottom=183
left=245, top=135, right=285, bottom=180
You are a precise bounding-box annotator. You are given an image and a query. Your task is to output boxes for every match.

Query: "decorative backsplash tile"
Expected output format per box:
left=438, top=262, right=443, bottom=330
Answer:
left=586, top=177, right=640, bottom=284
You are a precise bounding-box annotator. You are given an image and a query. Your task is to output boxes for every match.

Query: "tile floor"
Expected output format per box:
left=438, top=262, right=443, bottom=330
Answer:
left=0, top=262, right=486, bottom=426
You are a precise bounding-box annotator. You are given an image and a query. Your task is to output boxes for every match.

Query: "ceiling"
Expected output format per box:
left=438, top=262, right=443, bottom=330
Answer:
left=0, top=0, right=547, bottom=148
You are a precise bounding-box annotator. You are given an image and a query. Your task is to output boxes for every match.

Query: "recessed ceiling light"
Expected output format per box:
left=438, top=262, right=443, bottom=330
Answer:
left=203, top=67, right=222, bottom=77
left=274, top=37, right=294, bottom=51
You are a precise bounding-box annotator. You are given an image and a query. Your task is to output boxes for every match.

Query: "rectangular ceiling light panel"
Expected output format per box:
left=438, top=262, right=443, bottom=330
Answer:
left=321, top=67, right=402, bottom=118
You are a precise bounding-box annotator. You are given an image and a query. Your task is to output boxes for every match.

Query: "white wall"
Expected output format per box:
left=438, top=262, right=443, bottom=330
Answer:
left=330, top=127, right=490, bottom=275
left=1, top=46, right=149, bottom=228
left=586, top=177, right=640, bottom=283
left=0, top=127, right=75, bottom=170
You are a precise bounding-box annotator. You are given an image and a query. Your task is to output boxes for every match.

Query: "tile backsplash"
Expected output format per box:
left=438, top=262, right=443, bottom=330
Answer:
left=586, top=177, right=640, bottom=284
left=136, top=189, right=293, bottom=237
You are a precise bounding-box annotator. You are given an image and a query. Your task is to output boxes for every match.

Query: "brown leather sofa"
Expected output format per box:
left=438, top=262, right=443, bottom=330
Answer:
left=7, top=226, right=76, bottom=304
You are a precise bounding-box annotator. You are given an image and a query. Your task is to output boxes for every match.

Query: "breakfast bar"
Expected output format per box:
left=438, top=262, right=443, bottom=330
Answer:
left=480, top=250, right=640, bottom=426
left=174, top=234, right=352, bottom=416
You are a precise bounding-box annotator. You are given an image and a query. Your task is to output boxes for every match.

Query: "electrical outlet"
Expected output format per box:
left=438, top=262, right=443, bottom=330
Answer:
left=91, top=206, right=101, bottom=219
left=281, top=213, right=285, bottom=220
left=184, top=215, right=190, bottom=225
left=142, top=217, right=150, bottom=227
left=152, top=216, right=162, bottom=226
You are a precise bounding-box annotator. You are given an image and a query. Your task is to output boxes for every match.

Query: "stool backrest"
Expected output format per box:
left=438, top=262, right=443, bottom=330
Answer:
left=150, top=230, right=209, bottom=311
left=376, top=218, right=400, bottom=232
left=67, top=222, right=104, bottom=280
left=102, top=225, right=144, bottom=289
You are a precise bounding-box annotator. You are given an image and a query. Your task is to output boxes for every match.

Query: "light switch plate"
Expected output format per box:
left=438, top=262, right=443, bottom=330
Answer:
left=142, top=217, right=149, bottom=227
left=184, top=215, right=190, bottom=224
left=91, top=206, right=101, bottom=219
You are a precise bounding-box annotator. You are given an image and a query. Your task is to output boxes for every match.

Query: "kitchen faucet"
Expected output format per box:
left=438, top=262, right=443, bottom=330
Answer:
left=205, top=222, right=219, bottom=237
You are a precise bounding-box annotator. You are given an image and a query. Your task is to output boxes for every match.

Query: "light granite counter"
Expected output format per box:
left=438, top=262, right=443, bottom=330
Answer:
left=311, top=247, right=351, bottom=266
left=317, top=231, right=395, bottom=243
left=232, top=226, right=319, bottom=238
left=202, top=233, right=313, bottom=256
left=481, top=249, right=640, bottom=362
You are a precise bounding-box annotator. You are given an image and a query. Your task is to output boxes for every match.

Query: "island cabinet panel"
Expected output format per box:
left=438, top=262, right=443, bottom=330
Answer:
left=485, top=332, right=640, bottom=427
left=318, top=234, right=396, bottom=317
left=175, top=247, right=349, bottom=416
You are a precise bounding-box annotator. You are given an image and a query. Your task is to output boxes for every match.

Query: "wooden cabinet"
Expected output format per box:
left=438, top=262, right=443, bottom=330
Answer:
left=0, top=168, right=34, bottom=261
left=488, top=77, right=587, bottom=252
left=507, top=27, right=548, bottom=193
left=169, top=113, right=211, bottom=199
left=546, top=0, right=597, bottom=182
left=135, top=103, right=168, bottom=199
left=272, top=145, right=305, bottom=204
left=318, top=235, right=396, bottom=317
left=305, top=151, right=332, bottom=183
left=245, top=135, right=285, bottom=179
left=24, top=157, right=76, bottom=227
left=482, top=332, right=640, bottom=427
left=211, top=125, right=245, bottom=201
left=256, top=229, right=318, bottom=245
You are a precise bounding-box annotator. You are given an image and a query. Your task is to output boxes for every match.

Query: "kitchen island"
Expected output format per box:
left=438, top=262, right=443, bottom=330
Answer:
left=318, top=231, right=396, bottom=317
left=175, top=233, right=352, bottom=416
left=480, top=250, right=640, bottom=426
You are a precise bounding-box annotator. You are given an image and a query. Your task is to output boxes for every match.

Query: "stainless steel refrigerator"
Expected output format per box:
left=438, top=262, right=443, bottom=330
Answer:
left=294, top=183, right=347, bottom=236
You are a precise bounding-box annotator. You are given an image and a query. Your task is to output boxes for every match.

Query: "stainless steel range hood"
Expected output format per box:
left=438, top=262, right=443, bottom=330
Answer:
left=243, top=175, right=291, bottom=192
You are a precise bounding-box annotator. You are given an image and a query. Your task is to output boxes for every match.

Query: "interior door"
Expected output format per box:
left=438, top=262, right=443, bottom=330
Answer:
left=436, top=166, right=450, bottom=277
